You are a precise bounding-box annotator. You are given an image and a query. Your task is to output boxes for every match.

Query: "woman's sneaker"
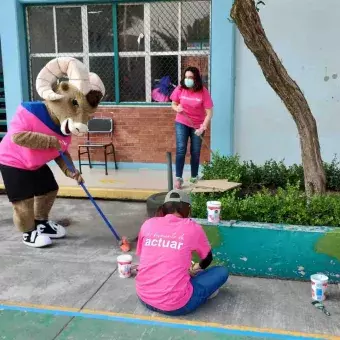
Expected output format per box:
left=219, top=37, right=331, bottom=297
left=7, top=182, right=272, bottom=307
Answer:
left=175, top=177, right=183, bottom=189
left=208, top=289, right=219, bottom=300
left=189, top=177, right=198, bottom=184
left=22, top=229, right=52, bottom=248
left=35, top=220, right=66, bottom=239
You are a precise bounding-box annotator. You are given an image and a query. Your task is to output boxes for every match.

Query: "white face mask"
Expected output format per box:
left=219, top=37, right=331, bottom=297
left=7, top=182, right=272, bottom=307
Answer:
left=184, top=78, right=194, bottom=88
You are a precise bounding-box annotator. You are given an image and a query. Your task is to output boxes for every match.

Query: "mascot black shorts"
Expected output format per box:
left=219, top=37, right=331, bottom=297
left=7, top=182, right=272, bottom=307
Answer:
left=0, top=164, right=59, bottom=202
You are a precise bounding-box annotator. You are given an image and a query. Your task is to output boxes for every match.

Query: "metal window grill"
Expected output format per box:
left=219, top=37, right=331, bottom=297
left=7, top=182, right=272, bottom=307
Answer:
left=26, top=0, right=211, bottom=104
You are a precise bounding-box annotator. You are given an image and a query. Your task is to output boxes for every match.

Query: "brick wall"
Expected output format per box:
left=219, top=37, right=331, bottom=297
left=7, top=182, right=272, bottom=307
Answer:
left=69, top=106, right=211, bottom=165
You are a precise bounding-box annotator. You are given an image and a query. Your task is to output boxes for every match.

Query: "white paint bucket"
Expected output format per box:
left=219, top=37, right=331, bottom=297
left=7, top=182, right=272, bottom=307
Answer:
left=117, top=254, right=133, bottom=278
left=207, top=201, right=221, bottom=224
left=311, top=273, right=328, bottom=301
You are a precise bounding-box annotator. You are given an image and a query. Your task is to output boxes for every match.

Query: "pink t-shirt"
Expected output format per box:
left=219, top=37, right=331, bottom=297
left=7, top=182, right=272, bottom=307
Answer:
left=136, top=214, right=211, bottom=311
left=0, top=103, right=71, bottom=170
left=170, top=86, right=213, bottom=129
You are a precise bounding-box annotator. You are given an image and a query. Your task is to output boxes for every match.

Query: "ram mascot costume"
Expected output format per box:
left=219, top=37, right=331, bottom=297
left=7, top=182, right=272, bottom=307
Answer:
left=0, top=57, right=105, bottom=248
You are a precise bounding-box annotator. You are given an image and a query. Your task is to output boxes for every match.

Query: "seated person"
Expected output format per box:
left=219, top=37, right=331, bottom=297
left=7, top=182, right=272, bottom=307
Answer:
left=135, top=189, right=228, bottom=316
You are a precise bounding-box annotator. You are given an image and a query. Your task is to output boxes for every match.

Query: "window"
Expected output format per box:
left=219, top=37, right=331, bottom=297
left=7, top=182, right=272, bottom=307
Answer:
left=26, top=1, right=211, bottom=104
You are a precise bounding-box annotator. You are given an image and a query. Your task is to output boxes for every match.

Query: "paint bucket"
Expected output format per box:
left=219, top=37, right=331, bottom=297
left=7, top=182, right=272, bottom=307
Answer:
left=311, top=273, right=328, bottom=301
left=117, top=254, right=133, bottom=278
left=207, top=201, right=221, bottom=224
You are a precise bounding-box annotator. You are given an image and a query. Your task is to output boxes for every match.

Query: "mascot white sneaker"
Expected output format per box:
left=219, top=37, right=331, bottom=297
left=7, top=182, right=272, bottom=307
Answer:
left=0, top=57, right=105, bottom=248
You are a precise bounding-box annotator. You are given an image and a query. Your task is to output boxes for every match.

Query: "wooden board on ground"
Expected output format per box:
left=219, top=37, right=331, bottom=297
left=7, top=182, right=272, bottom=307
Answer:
left=190, top=179, right=242, bottom=193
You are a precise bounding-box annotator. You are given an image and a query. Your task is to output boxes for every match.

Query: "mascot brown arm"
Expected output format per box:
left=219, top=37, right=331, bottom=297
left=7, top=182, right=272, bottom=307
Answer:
left=12, top=131, right=83, bottom=183
left=54, top=151, right=84, bottom=184
left=12, top=132, right=61, bottom=149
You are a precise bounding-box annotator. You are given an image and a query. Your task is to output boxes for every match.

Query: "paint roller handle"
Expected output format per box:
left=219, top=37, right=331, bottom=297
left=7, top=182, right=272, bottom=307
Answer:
left=58, top=151, right=121, bottom=241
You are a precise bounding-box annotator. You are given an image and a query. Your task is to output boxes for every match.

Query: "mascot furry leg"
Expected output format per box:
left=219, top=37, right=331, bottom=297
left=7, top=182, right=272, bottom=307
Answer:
left=0, top=57, right=105, bottom=248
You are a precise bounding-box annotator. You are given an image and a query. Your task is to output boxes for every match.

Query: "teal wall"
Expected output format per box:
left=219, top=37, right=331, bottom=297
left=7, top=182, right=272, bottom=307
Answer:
left=210, top=0, right=235, bottom=156
left=194, top=220, right=340, bottom=283
left=0, top=0, right=236, bottom=161
left=0, top=0, right=29, bottom=123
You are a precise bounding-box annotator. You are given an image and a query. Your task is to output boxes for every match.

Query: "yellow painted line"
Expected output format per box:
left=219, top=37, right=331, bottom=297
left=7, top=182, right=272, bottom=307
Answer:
left=99, top=179, right=126, bottom=184
left=0, top=183, right=160, bottom=200
left=0, top=300, right=80, bottom=313
left=57, top=186, right=160, bottom=200
left=0, top=300, right=338, bottom=339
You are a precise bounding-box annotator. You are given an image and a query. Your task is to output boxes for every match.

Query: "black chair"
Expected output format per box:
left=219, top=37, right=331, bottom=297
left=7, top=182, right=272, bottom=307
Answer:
left=78, top=118, right=118, bottom=175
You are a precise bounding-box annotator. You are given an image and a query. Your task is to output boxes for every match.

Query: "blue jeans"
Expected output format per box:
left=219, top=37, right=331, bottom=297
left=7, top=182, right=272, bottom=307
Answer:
left=175, top=122, right=203, bottom=178
left=140, top=266, right=229, bottom=316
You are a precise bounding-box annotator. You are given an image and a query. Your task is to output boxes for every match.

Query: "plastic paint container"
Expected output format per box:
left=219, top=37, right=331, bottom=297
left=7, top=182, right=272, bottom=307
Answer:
left=117, top=254, right=133, bottom=278
left=207, top=201, right=221, bottom=224
left=311, top=273, right=328, bottom=301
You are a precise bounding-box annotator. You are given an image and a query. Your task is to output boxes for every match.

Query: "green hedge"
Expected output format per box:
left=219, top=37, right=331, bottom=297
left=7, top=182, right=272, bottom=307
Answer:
left=191, top=154, right=340, bottom=227
left=201, top=154, right=340, bottom=192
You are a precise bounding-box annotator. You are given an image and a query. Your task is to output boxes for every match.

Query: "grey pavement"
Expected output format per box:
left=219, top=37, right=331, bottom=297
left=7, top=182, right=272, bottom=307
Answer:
left=0, top=196, right=339, bottom=337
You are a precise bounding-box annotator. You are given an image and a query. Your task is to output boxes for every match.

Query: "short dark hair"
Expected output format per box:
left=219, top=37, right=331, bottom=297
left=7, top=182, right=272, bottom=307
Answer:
left=162, top=201, right=190, bottom=217
left=155, top=192, right=191, bottom=218
left=180, top=66, right=203, bottom=92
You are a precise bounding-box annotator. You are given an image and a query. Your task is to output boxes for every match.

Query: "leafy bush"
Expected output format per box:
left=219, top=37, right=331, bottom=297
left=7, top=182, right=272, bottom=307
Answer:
left=192, top=183, right=340, bottom=227
left=201, top=153, right=340, bottom=192
left=324, top=157, right=340, bottom=191
left=191, top=154, right=340, bottom=226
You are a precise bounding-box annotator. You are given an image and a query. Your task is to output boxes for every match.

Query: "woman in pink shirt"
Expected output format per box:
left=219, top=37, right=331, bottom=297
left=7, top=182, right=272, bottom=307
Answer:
left=136, top=190, right=228, bottom=316
left=170, top=67, right=213, bottom=189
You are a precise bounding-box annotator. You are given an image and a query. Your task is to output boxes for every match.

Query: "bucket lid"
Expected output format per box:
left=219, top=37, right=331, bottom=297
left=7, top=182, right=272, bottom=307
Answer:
left=117, top=254, right=132, bottom=262
left=311, top=273, right=328, bottom=282
left=207, top=201, right=221, bottom=206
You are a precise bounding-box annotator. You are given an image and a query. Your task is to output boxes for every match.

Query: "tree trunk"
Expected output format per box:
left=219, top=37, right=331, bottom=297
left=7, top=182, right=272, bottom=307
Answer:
left=231, top=0, right=326, bottom=195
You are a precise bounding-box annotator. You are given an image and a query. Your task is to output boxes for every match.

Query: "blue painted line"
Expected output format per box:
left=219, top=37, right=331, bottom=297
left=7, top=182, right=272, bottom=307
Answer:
left=0, top=304, right=327, bottom=340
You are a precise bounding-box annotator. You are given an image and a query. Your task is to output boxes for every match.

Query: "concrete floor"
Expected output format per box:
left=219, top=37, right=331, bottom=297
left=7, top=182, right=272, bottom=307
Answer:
left=0, top=196, right=339, bottom=338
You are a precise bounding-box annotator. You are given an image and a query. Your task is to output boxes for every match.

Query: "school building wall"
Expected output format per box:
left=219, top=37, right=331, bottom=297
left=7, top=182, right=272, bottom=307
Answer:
left=0, top=0, right=232, bottom=168
left=234, top=0, right=340, bottom=165
left=0, top=0, right=234, bottom=169
left=4, top=0, right=338, bottom=168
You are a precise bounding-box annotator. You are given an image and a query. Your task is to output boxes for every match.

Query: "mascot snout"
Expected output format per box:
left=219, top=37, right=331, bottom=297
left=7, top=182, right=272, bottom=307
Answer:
left=61, top=118, right=88, bottom=136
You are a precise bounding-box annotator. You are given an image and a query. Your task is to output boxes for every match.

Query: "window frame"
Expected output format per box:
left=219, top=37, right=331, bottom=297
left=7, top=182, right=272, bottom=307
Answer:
left=25, top=1, right=211, bottom=105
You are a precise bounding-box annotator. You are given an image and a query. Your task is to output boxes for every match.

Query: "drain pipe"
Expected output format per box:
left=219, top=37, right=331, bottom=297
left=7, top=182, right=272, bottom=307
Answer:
left=166, top=151, right=173, bottom=191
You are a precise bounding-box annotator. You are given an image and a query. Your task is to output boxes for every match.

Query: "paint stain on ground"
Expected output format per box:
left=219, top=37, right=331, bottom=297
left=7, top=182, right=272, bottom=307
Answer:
left=315, top=229, right=340, bottom=261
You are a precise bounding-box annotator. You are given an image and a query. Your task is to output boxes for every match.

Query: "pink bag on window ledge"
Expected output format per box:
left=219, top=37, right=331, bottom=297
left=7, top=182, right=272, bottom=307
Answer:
left=152, top=88, right=170, bottom=102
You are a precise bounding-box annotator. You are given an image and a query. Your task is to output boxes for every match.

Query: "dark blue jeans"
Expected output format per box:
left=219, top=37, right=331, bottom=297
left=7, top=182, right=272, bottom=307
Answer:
left=175, top=122, right=203, bottom=178
left=139, top=266, right=229, bottom=316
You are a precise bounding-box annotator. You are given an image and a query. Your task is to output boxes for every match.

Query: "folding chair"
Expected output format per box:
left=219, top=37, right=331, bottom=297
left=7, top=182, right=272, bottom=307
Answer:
left=78, top=118, right=118, bottom=175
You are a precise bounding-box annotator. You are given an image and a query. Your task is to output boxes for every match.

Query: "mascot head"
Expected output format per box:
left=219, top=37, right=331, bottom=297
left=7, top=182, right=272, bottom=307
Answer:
left=36, top=57, right=105, bottom=136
